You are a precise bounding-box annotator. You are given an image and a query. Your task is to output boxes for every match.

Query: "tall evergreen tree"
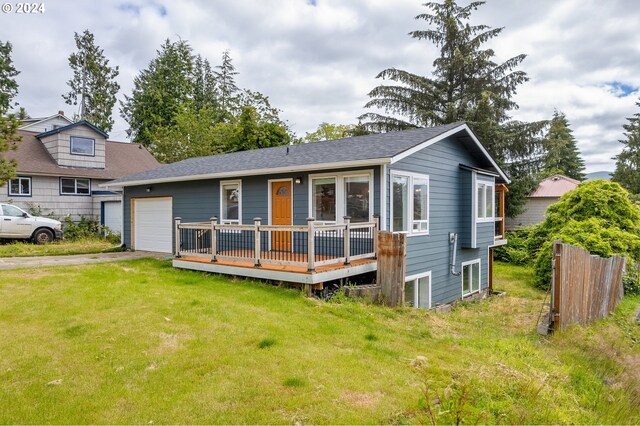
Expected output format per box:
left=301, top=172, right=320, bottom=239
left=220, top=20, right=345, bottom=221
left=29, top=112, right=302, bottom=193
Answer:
left=62, top=30, right=120, bottom=131
left=541, top=111, right=585, bottom=180
left=121, top=39, right=194, bottom=146
left=361, top=0, right=546, bottom=216
left=613, top=97, right=640, bottom=194
left=192, top=55, right=219, bottom=114
left=214, top=50, right=239, bottom=117
left=0, top=40, right=21, bottom=185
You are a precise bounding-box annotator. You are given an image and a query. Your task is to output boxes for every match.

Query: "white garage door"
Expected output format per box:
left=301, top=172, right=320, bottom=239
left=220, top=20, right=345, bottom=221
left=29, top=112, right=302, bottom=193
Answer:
left=103, top=201, right=122, bottom=235
left=133, top=197, right=172, bottom=253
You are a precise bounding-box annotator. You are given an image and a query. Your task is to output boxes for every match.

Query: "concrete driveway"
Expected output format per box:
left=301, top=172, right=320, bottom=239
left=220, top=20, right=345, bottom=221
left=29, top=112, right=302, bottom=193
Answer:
left=0, top=251, right=171, bottom=270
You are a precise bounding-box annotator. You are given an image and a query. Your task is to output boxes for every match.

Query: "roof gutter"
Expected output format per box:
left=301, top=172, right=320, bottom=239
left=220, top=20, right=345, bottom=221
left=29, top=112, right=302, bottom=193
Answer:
left=100, top=158, right=391, bottom=189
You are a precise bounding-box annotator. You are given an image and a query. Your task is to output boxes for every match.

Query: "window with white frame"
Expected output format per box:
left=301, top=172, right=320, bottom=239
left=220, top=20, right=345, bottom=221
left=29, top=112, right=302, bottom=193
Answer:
left=60, top=177, right=90, bottom=195
left=9, top=177, right=31, bottom=196
left=312, top=177, right=336, bottom=222
left=405, top=272, right=431, bottom=309
left=344, top=175, right=370, bottom=223
left=391, top=171, right=429, bottom=234
left=310, top=171, right=372, bottom=223
left=476, top=177, right=494, bottom=221
left=220, top=180, right=241, bottom=224
left=462, top=259, right=481, bottom=296
left=70, top=136, right=95, bottom=156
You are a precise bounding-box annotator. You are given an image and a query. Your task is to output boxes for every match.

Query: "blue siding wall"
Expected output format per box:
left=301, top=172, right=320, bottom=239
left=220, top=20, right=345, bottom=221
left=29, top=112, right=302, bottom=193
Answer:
left=389, top=135, right=495, bottom=306
left=123, top=166, right=380, bottom=248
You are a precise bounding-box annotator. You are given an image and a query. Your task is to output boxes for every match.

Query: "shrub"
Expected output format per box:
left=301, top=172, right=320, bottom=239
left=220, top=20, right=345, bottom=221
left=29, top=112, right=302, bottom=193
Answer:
left=63, top=216, right=120, bottom=244
left=623, top=264, right=640, bottom=296
left=533, top=218, right=640, bottom=289
left=531, top=181, right=640, bottom=289
left=494, top=227, right=534, bottom=265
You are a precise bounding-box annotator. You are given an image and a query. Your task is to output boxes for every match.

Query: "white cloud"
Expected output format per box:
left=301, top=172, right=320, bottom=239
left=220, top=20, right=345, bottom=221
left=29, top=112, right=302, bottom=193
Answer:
left=1, top=0, right=638, bottom=172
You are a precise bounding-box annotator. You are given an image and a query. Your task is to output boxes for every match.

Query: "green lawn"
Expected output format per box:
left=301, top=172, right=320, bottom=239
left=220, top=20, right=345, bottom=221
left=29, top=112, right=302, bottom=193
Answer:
left=0, top=238, right=120, bottom=257
left=0, top=260, right=638, bottom=424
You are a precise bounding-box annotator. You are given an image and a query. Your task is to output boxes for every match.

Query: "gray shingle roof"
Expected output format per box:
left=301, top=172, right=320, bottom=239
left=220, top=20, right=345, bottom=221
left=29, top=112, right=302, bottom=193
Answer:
left=108, top=122, right=471, bottom=186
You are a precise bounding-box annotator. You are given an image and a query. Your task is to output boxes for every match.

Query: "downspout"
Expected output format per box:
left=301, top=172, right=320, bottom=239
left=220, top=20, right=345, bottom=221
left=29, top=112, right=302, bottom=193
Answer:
left=449, top=232, right=461, bottom=276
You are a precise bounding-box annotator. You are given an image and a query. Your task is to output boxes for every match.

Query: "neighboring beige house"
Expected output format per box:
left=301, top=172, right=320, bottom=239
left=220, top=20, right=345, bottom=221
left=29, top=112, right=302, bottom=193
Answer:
left=0, top=115, right=160, bottom=234
left=506, top=174, right=580, bottom=230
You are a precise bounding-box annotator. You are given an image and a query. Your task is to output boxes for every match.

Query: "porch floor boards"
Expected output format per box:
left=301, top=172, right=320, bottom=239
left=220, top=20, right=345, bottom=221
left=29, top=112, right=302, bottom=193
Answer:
left=176, top=254, right=376, bottom=275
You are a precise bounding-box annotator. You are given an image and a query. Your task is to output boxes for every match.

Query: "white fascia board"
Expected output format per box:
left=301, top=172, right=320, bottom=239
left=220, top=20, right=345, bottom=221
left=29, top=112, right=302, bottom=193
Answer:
left=390, top=123, right=510, bottom=184
left=100, top=158, right=390, bottom=189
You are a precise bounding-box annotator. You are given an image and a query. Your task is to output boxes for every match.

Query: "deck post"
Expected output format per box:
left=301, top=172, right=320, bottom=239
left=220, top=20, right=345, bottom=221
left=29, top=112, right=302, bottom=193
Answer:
left=343, top=216, right=351, bottom=265
left=307, top=217, right=315, bottom=272
left=373, top=215, right=380, bottom=259
left=210, top=217, right=218, bottom=262
left=174, top=217, right=182, bottom=258
left=254, top=217, right=262, bottom=267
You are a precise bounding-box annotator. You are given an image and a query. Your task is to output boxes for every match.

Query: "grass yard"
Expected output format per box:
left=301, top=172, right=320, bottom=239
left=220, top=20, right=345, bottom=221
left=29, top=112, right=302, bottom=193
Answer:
left=0, top=238, right=121, bottom=257
left=0, top=260, right=639, bottom=424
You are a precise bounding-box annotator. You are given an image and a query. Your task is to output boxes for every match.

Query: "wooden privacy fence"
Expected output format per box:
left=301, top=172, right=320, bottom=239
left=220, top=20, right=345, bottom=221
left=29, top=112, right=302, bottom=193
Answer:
left=551, top=241, right=625, bottom=330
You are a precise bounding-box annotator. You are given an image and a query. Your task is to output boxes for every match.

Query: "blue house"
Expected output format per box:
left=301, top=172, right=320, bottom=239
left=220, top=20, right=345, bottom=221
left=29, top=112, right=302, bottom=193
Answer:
left=106, top=122, right=509, bottom=308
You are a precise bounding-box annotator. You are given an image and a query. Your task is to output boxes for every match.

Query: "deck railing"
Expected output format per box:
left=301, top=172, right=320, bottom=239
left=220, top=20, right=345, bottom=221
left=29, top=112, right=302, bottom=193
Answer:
left=495, top=217, right=505, bottom=240
left=174, top=216, right=379, bottom=271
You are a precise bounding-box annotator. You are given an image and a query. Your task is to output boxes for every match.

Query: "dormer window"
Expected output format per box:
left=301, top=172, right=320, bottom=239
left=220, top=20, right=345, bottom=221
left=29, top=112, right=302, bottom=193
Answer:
left=70, top=136, right=95, bottom=156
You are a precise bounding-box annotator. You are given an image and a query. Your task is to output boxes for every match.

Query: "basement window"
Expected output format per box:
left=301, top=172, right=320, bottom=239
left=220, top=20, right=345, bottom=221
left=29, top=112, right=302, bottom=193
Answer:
left=405, top=271, right=432, bottom=309
left=462, top=259, right=481, bottom=296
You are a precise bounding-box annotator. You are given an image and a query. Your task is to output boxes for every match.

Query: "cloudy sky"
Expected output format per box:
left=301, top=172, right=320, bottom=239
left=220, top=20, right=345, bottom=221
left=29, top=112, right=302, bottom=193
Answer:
left=1, top=0, right=639, bottom=172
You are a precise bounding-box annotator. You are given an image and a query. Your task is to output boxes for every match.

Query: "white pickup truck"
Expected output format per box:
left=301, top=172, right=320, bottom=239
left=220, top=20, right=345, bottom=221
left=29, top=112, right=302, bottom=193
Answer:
left=0, top=203, right=63, bottom=244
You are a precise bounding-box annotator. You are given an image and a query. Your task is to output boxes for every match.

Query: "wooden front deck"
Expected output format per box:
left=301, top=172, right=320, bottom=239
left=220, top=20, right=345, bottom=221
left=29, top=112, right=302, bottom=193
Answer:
left=174, top=254, right=377, bottom=284
left=173, top=218, right=379, bottom=284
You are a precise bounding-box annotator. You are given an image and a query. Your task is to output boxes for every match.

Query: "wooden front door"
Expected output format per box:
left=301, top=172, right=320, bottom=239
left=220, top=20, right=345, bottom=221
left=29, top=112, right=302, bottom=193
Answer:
left=271, top=181, right=292, bottom=251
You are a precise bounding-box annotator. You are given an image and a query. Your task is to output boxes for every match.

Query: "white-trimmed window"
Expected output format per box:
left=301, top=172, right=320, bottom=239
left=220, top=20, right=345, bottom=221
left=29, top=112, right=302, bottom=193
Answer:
left=476, top=177, right=494, bottom=221
left=70, top=136, right=95, bottom=156
left=60, top=177, right=90, bottom=195
left=405, top=271, right=432, bottom=309
left=312, top=177, right=336, bottom=222
left=462, top=259, right=481, bottom=296
left=220, top=180, right=241, bottom=225
left=391, top=171, right=430, bottom=235
left=9, top=176, right=31, bottom=196
left=309, top=170, right=373, bottom=224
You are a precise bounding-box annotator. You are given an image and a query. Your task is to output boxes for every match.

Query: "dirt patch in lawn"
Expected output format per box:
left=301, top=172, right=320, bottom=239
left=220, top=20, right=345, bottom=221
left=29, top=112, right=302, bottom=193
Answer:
left=339, top=390, right=384, bottom=409
left=156, top=332, right=194, bottom=354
